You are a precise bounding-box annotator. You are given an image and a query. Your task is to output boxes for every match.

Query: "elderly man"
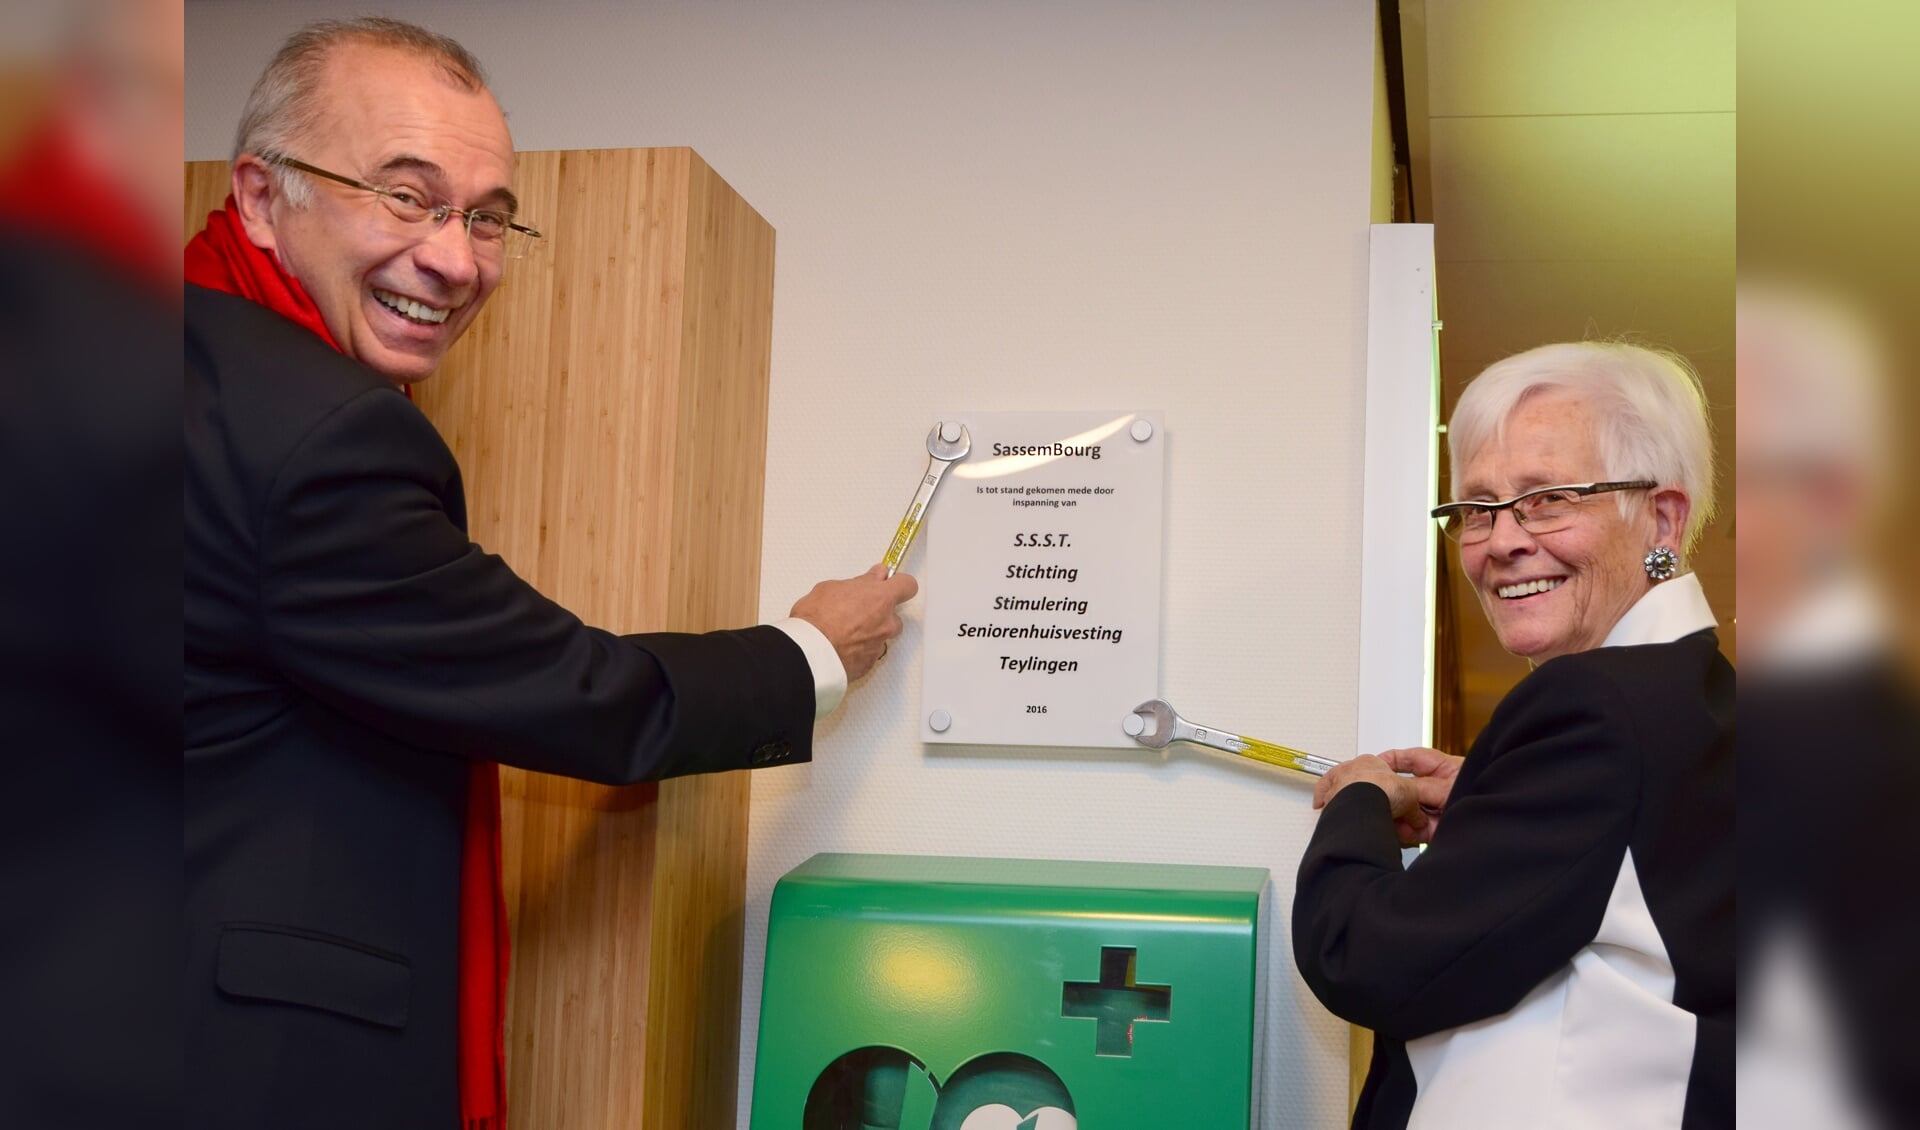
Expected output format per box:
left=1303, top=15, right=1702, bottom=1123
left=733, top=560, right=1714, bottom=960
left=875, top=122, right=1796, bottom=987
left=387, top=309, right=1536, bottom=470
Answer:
left=184, top=18, right=914, bottom=1128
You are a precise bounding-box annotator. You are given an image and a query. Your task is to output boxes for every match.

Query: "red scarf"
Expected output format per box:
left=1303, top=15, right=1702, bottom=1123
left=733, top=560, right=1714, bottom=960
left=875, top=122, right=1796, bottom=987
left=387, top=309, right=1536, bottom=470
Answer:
left=0, top=116, right=174, bottom=292
left=186, top=201, right=510, bottom=1130
left=183, top=196, right=339, bottom=349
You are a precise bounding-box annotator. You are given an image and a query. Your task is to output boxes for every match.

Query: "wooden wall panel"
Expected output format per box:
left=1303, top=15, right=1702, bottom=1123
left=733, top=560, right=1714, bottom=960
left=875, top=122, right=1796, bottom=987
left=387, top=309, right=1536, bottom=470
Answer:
left=644, top=152, right=778, bottom=1128
left=184, top=161, right=229, bottom=238
left=186, top=148, right=776, bottom=1129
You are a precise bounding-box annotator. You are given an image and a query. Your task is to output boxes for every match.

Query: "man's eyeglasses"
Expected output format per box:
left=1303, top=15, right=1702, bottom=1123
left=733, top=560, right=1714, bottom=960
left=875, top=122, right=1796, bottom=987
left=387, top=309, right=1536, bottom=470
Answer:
left=265, top=154, right=543, bottom=260
left=1430, top=480, right=1656, bottom=544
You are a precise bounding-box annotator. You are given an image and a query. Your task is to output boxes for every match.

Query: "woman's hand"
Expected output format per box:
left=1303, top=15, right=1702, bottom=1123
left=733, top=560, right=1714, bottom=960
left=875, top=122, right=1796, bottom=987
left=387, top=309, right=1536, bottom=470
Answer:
left=1380, top=747, right=1463, bottom=844
left=1314, top=754, right=1429, bottom=845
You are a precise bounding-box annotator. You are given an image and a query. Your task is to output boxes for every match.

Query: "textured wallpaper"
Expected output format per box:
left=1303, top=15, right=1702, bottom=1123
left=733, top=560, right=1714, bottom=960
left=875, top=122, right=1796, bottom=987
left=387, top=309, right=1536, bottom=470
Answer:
left=186, top=3, right=1379, bottom=1123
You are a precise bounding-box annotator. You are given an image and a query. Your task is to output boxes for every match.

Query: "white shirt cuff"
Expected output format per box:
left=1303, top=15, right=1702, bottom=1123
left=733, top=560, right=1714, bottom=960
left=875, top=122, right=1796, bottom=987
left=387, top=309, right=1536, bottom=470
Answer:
left=771, top=617, right=847, bottom=720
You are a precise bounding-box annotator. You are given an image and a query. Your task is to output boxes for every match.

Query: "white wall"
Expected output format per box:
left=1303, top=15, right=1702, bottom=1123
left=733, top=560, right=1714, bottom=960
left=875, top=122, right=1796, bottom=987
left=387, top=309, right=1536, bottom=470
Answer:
left=186, top=3, right=1379, bottom=1123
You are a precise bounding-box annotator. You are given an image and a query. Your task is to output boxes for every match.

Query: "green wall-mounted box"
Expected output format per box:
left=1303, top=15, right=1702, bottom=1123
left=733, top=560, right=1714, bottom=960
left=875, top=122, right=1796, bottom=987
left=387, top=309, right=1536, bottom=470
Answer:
left=749, top=853, right=1270, bottom=1129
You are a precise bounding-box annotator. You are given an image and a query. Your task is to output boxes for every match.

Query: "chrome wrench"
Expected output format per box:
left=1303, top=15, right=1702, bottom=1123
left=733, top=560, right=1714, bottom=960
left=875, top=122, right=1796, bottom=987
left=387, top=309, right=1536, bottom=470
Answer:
left=1123, top=698, right=1339, bottom=777
left=882, top=421, right=971, bottom=578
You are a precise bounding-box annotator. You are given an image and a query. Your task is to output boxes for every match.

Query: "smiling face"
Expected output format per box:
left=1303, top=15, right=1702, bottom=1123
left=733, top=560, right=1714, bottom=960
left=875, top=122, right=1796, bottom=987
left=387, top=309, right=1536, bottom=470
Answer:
left=1457, top=391, right=1662, bottom=663
left=236, top=41, right=516, bottom=382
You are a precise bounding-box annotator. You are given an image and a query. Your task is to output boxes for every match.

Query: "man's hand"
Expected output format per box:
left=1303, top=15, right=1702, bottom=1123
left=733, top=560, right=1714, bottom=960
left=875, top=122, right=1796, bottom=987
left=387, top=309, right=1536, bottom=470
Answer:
left=1313, top=754, right=1428, bottom=846
left=790, top=564, right=918, bottom=682
left=1380, top=746, right=1462, bottom=843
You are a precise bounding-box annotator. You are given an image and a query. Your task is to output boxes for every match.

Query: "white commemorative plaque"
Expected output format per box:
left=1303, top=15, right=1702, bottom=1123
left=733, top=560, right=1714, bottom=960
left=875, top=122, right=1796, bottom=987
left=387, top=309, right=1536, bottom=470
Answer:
left=919, top=410, right=1165, bottom=748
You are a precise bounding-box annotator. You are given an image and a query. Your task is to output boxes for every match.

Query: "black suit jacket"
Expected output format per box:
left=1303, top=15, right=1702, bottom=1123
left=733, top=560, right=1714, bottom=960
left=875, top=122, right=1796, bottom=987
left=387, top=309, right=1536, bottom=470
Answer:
left=1294, top=630, right=1735, bottom=1130
left=1741, top=658, right=1920, bottom=1127
left=2, top=239, right=179, bottom=1126
left=185, top=285, right=815, bottom=1128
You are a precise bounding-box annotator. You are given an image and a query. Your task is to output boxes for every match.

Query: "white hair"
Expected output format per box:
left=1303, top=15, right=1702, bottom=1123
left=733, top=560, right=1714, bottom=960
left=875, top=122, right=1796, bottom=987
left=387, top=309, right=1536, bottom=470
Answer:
left=232, top=17, right=489, bottom=208
left=1737, top=282, right=1889, bottom=492
left=1448, top=342, right=1718, bottom=557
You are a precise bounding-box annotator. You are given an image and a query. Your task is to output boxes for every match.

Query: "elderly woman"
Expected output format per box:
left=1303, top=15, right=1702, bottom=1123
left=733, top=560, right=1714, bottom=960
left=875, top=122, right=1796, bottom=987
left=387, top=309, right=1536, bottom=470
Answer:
left=1293, top=342, right=1733, bottom=1130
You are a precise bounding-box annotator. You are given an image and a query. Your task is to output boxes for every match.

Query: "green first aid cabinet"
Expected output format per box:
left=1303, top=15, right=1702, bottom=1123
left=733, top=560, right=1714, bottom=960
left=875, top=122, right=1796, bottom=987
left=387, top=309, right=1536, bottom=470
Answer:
left=748, top=853, right=1269, bottom=1130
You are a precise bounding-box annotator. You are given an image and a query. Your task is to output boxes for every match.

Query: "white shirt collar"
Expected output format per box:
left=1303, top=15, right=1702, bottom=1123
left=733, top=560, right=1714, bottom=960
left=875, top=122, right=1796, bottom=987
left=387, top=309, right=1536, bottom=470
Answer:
left=1751, top=570, right=1891, bottom=672
left=1601, top=571, right=1718, bottom=648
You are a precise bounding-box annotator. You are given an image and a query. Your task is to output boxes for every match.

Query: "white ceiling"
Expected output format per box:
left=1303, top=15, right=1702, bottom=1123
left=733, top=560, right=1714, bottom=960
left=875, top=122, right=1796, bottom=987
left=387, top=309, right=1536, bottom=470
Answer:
left=1399, top=0, right=1737, bottom=735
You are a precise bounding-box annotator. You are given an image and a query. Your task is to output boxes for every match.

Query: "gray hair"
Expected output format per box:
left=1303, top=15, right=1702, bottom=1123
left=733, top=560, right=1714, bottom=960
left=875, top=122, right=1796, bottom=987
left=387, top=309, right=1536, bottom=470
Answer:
left=1447, top=342, right=1718, bottom=557
left=233, top=17, right=488, bottom=206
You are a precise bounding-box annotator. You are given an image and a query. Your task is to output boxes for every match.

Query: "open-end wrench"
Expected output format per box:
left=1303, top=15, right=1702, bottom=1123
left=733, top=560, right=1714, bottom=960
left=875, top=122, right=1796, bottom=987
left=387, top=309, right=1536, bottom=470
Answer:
left=1123, top=698, right=1340, bottom=778
left=882, top=421, right=971, bottom=578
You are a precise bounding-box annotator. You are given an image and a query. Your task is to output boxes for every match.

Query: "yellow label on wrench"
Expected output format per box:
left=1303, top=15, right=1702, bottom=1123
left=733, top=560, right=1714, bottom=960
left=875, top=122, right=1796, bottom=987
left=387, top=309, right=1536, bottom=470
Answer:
left=883, top=503, right=925, bottom=573
left=1232, top=735, right=1316, bottom=773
